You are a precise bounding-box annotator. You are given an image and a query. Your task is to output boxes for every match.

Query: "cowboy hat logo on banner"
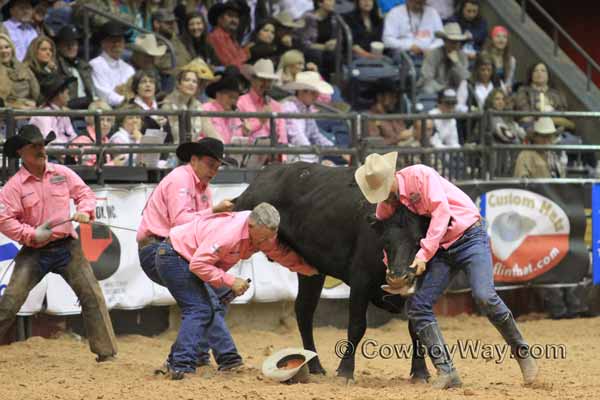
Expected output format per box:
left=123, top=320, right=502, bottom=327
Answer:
left=485, top=189, right=570, bottom=282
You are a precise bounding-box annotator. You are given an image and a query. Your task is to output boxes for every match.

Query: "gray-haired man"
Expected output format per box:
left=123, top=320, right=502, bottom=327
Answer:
left=154, top=203, right=318, bottom=379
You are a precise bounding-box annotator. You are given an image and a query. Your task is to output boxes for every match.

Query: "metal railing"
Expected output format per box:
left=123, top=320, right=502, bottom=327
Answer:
left=2, top=108, right=600, bottom=184
left=519, top=0, right=600, bottom=91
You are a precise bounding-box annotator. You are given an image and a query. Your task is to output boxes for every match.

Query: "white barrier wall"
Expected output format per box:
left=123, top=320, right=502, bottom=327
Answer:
left=0, top=184, right=350, bottom=316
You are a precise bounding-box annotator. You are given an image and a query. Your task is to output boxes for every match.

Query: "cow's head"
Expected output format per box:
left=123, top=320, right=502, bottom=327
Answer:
left=369, top=206, right=429, bottom=296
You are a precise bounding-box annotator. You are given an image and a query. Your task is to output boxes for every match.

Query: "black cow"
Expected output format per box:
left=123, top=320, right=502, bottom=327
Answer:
left=233, top=163, right=430, bottom=381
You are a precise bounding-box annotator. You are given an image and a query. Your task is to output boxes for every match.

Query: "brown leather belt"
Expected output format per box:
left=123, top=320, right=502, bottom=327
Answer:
left=138, top=235, right=165, bottom=250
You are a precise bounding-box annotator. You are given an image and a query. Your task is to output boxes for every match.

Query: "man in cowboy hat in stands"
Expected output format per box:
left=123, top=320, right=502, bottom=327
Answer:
left=236, top=58, right=288, bottom=145
left=151, top=9, right=189, bottom=92
left=154, top=202, right=318, bottom=379
left=203, top=66, right=249, bottom=144
left=207, top=1, right=249, bottom=68
left=354, top=153, right=539, bottom=389
left=419, top=22, right=471, bottom=95
left=128, top=33, right=167, bottom=77
left=1, top=0, right=38, bottom=61
left=54, top=24, right=96, bottom=110
left=280, top=71, right=335, bottom=164
left=29, top=75, right=78, bottom=144
left=514, top=117, right=565, bottom=179
left=0, top=124, right=118, bottom=361
left=89, top=20, right=135, bottom=107
left=137, top=138, right=242, bottom=372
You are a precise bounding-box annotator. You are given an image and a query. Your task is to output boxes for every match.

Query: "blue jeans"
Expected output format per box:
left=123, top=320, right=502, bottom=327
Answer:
left=152, top=242, right=240, bottom=372
left=407, top=222, right=511, bottom=334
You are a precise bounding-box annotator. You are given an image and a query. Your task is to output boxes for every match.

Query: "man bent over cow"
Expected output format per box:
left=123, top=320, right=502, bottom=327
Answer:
left=356, top=152, right=539, bottom=389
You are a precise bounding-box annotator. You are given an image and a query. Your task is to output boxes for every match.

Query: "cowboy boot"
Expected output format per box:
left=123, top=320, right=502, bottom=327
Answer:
left=492, top=313, right=538, bottom=385
left=417, top=323, right=462, bottom=389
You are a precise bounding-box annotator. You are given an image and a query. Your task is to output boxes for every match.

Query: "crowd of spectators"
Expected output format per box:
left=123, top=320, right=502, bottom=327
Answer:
left=0, top=0, right=587, bottom=172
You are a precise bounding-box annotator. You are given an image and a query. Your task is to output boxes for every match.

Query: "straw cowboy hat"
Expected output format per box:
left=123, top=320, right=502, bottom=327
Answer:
left=178, top=58, right=215, bottom=81
left=129, top=33, right=167, bottom=57
left=3, top=125, right=56, bottom=159
left=434, top=22, right=472, bottom=41
left=262, top=348, right=317, bottom=383
left=282, top=71, right=334, bottom=95
left=533, top=117, right=557, bottom=135
left=274, top=11, right=305, bottom=29
left=354, top=152, right=398, bottom=204
left=245, top=58, right=279, bottom=80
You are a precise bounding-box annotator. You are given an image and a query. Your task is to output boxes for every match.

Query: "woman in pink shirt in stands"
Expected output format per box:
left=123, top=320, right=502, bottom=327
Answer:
left=355, top=153, right=538, bottom=389
left=68, top=100, right=114, bottom=166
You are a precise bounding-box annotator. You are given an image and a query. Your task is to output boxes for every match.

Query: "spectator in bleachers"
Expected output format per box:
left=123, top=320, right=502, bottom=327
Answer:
left=237, top=58, right=288, bottom=144
left=30, top=74, right=78, bottom=143
left=178, top=12, right=218, bottom=67
left=276, top=49, right=306, bottom=86
left=514, top=61, right=575, bottom=133
left=246, top=18, right=280, bottom=65
left=482, top=25, right=515, bottom=93
left=383, top=0, right=443, bottom=61
left=55, top=25, right=95, bottom=110
left=426, top=0, right=454, bottom=21
left=90, top=21, right=135, bottom=107
left=203, top=66, right=248, bottom=144
left=23, top=35, right=57, bottom=83
left=513, top=117, right=565, bottom=178
left=273, top=12, right=304, bottom=57
left=110, top=103, right=143, bottom=166
left=174, top=0, right=210, bottom=34
left=1, top=0, right=38, bottom=61
left=366, top=79, right=419, bottom=146
left=127, top=69, right=172, bottom=141
left=484, top=88, right=525, bottom=144
left=343, top=0, right=385, bottom=60
left=129, top=33, right=166, bottom=81
left=428, top=88, right=460, bottom=148
left=281, top=71, right=334, bottom=163
left=418, top=22, right=470, bottom=96
left=0, top=33, right=39, bottom=110
left=298, top=0, right=338, bottom=80
left=69, top=100, right=114, bottom=166
left=161, top=62, right=219, bottom=143
left=152, top=9, right=188, bottom=71
left=447, top=0, right=487, bottom=61
left=207, top=1, right=249, bottom=68
left=457, top=52, right=496, bottom=111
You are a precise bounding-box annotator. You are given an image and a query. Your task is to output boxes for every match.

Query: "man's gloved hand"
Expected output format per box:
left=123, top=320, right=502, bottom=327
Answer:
left=34, top=221, right=53, bottom=243
left=72, top=212, right=90, bottom=224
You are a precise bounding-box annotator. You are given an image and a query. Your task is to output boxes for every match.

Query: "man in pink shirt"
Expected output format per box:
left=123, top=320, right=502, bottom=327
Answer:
left=155, top=203, right=317, bottom=379
left=236, top=59, right=287, bottom=145
left=355, top=152, right=538, bottom=389
left=0, top=125, right=117, bottom=361
left=137, top=137, right=235, bottom=370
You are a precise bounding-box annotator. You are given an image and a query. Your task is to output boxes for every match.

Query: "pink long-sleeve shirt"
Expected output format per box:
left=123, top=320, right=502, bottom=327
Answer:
left=202, top=101, right=244, bottom=144
left=375, top=165, right=480, bottom=262
left=29, top=104, right=78, bottom=144
left=236, top=89, right=288, bottom=144
left=0, top=163, right=96, bottom=248
left=169, top=211, right=317, bottom=288
left=136, top=164, right=212, bottom=242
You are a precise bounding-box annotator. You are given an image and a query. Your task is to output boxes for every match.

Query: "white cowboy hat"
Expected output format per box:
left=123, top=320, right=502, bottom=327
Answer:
left=533, top=117, right=557, bottom=135
left=274, top=11, right=305, bottom=29
left=129, top=33, right=167, bottom=57
left=434, top=22, right=472, bottom=41
left=262, top=348, right=317, bottom=383
left=247, top=58, right=279, bottom=80
left=490, top=211, right=537, bottom=261
left=354, top=152, right=398, bottom=204
left=282, top=71, right=334, bottom=95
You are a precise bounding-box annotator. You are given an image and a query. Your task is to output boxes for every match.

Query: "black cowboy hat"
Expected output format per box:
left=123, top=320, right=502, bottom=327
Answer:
left=205, top=66, right=249, bottom=99
left=39, top=75, right=76, bottom=105
left=1, top=0, right=39, bottom=20
left=54, top=24, right=82, bottom=43
left=3, top=125, right=56, bottom=158
left=176, top=137, right=225, bottom=163
left=93, top=20, right=129, bottom=42
left=207, top=1, right=245, bottom=27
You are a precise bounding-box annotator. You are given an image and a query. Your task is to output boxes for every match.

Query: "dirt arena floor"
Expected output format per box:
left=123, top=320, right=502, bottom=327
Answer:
left=1, top=314, right=599, bottom=400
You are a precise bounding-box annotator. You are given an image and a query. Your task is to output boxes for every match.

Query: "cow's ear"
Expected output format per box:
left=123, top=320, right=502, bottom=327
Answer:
left=367, top=214, right=384, bottom=234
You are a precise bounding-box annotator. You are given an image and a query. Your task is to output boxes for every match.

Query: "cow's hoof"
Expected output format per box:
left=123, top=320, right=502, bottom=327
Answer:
left=335, top=375, right=356, bottom=386
left=335, top=369, right=355, bottom=383
left=308, top=359, right=327, bottom=375
left=410, top=369, right=431, bottom=384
